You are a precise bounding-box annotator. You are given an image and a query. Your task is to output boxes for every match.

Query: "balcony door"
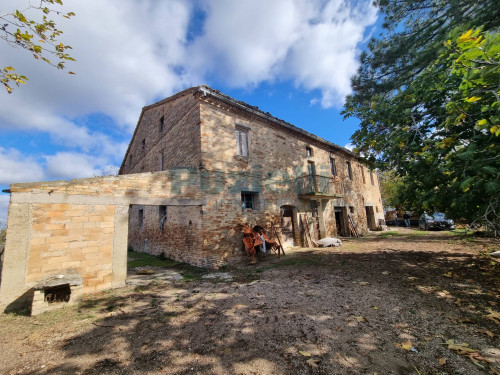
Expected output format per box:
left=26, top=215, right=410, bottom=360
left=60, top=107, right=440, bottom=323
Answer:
left=307, top=161, right=316, bottom=192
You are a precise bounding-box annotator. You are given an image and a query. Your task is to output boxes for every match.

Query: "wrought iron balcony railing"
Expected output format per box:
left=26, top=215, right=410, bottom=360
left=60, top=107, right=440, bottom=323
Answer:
left=294, top=174, right=344, bottom=197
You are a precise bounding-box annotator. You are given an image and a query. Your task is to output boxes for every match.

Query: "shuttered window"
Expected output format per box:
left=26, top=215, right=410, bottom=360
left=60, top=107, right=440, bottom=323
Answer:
left=236, top=129, right=249, bottom=157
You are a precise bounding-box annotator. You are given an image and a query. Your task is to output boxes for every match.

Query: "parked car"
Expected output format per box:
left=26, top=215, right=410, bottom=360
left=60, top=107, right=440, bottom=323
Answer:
left=419, top=213, right=456, bottom=230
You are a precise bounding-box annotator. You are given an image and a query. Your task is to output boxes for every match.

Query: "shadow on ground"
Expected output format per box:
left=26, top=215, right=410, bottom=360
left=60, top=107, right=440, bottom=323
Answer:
left=5, top=233, right=500, bottom=375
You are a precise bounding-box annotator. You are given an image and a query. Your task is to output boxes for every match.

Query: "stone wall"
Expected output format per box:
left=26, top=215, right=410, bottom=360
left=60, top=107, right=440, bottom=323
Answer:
left=26, top=203, right=115, bottom=292
left=197, top=99, right=384, bottom=261
left=119, top=89, right=384, bottom=267
left=121, top=91, right=201, bottom=174
left=0, top=172, right=204, bottom=312
left=128, top=204, right=204, bottom=266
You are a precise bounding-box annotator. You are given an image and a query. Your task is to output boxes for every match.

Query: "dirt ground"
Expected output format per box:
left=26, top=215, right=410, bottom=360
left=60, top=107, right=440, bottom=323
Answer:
left=0, top=228, right=499, bottom=375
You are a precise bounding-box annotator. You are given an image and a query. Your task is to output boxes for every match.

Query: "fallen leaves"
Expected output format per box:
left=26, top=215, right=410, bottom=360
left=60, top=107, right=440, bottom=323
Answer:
left=395, top=340, right=417, bottom=352
left=486, top=311, right=500, bottom=325
left=347, top=315, right=367, bottom=324
left=446, top=339, right=477, bottom=355
left=300, top=350, right=320, bottom=368
left=445, top=339, right=497, bottom=370
left=306, top=358, right=320, bottom=368
left=478, top=329, right=495, bottom=337
left=401, top=341, right=413, bottom=351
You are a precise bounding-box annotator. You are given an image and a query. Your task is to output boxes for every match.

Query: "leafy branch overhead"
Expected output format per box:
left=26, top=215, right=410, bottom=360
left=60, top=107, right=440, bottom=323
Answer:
left=343, top=0, right=500, bottom=234
left=0, top=0, right=75, bottom=93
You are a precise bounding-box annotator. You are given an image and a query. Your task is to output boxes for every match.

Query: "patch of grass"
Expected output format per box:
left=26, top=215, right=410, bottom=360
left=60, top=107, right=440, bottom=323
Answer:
left=127, top=251, right=209, bottom=281
left=379, top=230, right=430, bottom=239
left=379, top=231, right=403, bottom=238
left=127, top=251, right=180, bottom=268
left=78, top=290, right=125, bottom=314
left=179, top=264, right=209, bottom=281
left=405, top=231, right=430, bottom=236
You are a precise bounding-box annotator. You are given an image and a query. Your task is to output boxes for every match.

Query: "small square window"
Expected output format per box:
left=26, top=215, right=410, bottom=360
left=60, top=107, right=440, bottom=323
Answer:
left=306, top=147, right=313, bottom=157
left=241, top=191, right=258, bottom=210
left=349, top=206, right=354, bottom=214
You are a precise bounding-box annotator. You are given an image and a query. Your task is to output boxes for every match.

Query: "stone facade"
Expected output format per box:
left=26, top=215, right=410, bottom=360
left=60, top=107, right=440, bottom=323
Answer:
left=120, top=86, right=384, bottom=264
left=0, top=86, right=384, bottom=312
left=0, top=173, right=203, bottom=311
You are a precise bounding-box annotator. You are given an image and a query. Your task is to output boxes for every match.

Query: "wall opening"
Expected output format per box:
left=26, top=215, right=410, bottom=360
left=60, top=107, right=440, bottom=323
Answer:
left=44, top=284, right=71, bottom=304
left=280, top=205, right=296, bottom=248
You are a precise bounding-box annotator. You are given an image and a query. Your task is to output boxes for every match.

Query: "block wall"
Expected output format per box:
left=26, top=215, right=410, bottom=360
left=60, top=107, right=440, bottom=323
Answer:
left=27, top=203, right=115, bottom=292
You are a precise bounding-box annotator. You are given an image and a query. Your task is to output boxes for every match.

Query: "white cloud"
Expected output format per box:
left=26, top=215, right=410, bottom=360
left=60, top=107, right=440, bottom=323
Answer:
left=45, top=152, right=100, bottom=180
left=344, top=143, right=354, bottom=151
left=0, top=148, right=45, bottom=185
left=0, top=0, right=192, bottom=137
left=0, top=0, right=377, bottom=205
left=187, top=0, right=377, bottom=107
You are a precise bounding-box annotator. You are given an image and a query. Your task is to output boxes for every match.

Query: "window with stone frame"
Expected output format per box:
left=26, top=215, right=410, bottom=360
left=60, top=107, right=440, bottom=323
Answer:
left=346, top=161, right=353, bottom=180
left=306, top=146, right=313, bottom=157
left=329, top=157, right=337, bottom=176
left=241, top=191, right=258, bottom=210
left=235, top=127, right=249, bottom=157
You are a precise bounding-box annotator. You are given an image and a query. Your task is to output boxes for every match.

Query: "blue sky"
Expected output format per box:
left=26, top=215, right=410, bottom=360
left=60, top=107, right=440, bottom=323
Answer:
left=0, top=0, right=381, bottom=223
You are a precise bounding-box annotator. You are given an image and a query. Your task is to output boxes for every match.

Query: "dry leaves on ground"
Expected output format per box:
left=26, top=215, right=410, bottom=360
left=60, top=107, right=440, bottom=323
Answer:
left=486, top=311, right=500, bottom=325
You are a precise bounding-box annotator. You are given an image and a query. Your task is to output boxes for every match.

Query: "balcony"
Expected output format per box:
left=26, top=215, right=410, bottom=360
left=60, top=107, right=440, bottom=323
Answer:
left=294, top=174, right=344, bottom=199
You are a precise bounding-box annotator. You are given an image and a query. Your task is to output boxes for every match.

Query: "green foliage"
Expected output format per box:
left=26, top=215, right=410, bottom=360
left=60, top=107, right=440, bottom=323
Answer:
left=1, top=0, right=75, bottom=93
left=343, top=0, right=500, bottom=235
left=378, top=170, right=405, bottom=209
left=127, top=251, right=180, bottom=269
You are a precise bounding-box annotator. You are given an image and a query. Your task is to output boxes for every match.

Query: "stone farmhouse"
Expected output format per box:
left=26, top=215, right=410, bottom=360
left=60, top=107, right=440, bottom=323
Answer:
left=121, top=86, right=384, bottom=261
left=0, top=86, right=383, bottom=312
